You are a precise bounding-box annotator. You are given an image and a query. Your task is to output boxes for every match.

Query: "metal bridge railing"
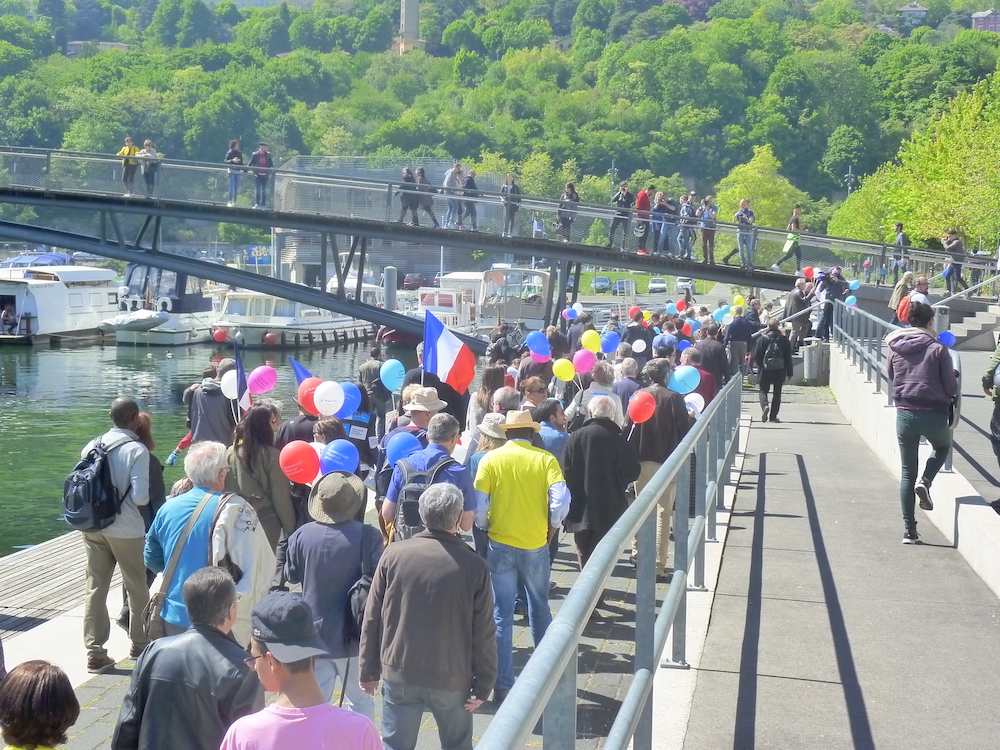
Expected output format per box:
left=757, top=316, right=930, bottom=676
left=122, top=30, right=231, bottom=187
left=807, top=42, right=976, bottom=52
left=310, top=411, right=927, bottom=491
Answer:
left=476, top=376, right=743, bottom=750
left=0, top=146, right=983, bottom=277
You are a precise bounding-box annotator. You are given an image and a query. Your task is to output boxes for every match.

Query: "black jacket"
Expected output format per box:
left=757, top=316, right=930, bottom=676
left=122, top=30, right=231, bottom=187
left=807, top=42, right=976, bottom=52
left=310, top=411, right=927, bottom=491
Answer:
left=752, top=329, right=794, bottom=379
left=564, top=418, right=641, bottom=536
left=112, top=626, right=263, bottom=750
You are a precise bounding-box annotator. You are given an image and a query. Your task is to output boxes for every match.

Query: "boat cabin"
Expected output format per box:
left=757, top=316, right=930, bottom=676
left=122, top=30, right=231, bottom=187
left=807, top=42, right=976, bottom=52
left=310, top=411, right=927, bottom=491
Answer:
left=121, top=264, right=215, bottom=314
left=221, top=291, right=336, bottom=322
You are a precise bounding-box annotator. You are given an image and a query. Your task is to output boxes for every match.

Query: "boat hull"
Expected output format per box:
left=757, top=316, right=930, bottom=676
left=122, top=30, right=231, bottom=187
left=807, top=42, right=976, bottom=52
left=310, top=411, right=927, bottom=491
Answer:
left=217, top=321, right=374, bottom=349
left=114, top=312, right=218, bottom=347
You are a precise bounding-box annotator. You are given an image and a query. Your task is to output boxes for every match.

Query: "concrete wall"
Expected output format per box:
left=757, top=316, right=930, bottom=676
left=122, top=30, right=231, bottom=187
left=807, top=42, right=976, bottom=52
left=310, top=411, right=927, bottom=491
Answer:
left=830, top=346, right=1000, bottom=598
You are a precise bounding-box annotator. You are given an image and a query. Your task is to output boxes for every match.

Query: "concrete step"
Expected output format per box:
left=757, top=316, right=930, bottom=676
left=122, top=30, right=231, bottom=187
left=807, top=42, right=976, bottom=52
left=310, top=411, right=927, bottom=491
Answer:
left=952, top=308, right=1000, bottom=350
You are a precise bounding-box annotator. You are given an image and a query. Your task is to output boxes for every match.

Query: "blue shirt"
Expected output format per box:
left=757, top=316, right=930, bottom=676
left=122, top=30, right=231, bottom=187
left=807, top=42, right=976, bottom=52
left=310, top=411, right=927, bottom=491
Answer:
left=144, top=487, right=223, bottom=628
left=386, top=443, right=476, bottom=511
left=538, top=422, right=569, bottom=470
left=652, top=332, right=678, bottom=352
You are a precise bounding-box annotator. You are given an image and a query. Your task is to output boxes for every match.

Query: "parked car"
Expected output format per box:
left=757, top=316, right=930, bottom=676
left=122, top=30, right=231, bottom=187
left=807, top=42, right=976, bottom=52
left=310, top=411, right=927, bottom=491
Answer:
left=402, top=272, right=430, bottom=290
left=675, top=277, right=697, bottom=295
left=566, top=275, right=576, bottom=292
left=432, top=273, right=442, bottom=287
left=647, top=277, right=667, bottom=294
left=592, top=276, right=611, bottom=294
left=612, top=279, right=636, bottom=296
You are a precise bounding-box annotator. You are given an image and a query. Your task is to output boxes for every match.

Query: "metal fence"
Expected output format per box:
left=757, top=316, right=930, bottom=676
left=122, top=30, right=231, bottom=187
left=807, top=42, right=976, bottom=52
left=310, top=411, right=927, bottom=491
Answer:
left=0, top=146, right=987, bottom=278
left=476, top=376, right=743, bottom=750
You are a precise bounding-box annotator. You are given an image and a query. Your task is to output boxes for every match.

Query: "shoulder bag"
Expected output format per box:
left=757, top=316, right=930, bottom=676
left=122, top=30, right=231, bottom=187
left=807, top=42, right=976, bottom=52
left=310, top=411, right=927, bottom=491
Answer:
left=142, top=492, right=216, bottom=640
left=207, top=493, right=244, bottom=584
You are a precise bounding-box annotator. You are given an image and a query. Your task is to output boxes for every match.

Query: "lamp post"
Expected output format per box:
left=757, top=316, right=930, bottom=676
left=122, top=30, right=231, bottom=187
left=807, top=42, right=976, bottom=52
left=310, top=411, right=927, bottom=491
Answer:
left=844, top=165, right=858, bottom=196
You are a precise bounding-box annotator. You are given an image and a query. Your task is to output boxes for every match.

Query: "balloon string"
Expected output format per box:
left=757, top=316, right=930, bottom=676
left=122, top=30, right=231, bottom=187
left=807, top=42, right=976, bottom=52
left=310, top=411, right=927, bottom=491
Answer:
left=627, top=424, right=635, bottom=441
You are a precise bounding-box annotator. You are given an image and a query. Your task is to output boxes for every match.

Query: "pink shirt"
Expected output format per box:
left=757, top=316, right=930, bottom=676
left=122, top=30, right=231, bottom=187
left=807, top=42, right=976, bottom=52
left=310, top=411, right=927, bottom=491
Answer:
left=220, top=703, right=382, bottom=750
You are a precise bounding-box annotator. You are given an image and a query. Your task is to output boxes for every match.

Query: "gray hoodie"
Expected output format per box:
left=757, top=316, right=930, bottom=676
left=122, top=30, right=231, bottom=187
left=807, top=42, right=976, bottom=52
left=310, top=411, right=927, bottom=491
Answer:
left=886, top=327, right=957, bottom=413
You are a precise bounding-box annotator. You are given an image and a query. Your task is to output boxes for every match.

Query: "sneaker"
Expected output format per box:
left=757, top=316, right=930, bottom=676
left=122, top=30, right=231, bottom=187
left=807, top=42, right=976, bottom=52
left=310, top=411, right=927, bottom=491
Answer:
left=251, top=203, right=259, bottom=210
left=915, top=480, right=933, bottom=511
left=166, top=449, right=179, bottom=467
left=637, top=249, right=649, bottom=255
left=227, top=201, right=234, bottom=208
left=771, top=264, right=781, bottom=272
left=761, top=405, right=769, bottom=422
left=87, top=654, right=116, bottom=674
left=770, top=416, right=781, bottom=423
left=902, top=527, right=919, bottom=544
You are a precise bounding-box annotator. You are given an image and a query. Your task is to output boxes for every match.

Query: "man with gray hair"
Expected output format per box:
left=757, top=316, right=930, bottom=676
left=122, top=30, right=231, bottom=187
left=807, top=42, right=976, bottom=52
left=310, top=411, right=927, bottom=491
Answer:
left=112, top=567, right=264, bottom=750
left=785, top=277, right=814, bottom=353
left=491, top=385, right=521, bottom=414
left=563, top=396, right=641, bottom=575
left=613, top=357, right=644, bottom=405
left=360, top=483, right=497, bottom=750
left=383, top=413, right=475, bottom=540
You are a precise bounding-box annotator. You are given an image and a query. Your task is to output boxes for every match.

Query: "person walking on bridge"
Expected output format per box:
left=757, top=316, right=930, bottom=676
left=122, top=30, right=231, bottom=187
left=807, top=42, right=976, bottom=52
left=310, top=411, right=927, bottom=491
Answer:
left=677, top=192, right=696, bottom=260
left=118, top=137, right=140, bottom=197
left=225, top=140, right=243, bottom=207
left=772, top=204, right=804, bottom=272
left=500, top=173, right=521, bottom=238
left=695, top=195, right=718, bottom=264
left=442, top=162, right=463, bottom=229
left=886, top=301, right=957, bottom=543
left=460, top=168, right=480, bottom=231
left=943, top=228, right=969, bottom=296
left=395, top=167, right=419, bottom=225
left=247, top=143, right=272, bottom=209
left=414, top=167, right=440, bottom=228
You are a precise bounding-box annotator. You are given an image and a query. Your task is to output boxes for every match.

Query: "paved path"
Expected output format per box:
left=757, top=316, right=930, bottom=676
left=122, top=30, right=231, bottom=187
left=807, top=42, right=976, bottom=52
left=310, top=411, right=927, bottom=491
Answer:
left=950, top=349, right=1000, bottom=509
left=683, top=403, right=1000, bottom=749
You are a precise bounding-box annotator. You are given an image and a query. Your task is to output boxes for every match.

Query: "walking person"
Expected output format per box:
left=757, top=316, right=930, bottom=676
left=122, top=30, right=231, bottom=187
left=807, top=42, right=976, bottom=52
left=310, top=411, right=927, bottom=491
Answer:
left=943, top=228, right=969, bottom=295
left=395, top=167, right=419, bottom=225
left=889, top=271, right=914, bottom=325
left=118, top=136, right=140, bottom=196
left=886, top=302, right=957, bottom=543
left=414, top=167, right=440, bottom=227
left=557, top=182, right=579, bottom=242
left=442, top=162, right=463, bottom=228
left=360, top=484, right=496, bottom=749
left=785, top=278, right=814, bottom=352
left=225, top=139, right=243, bottom=206
left=677, top=192, right=696, bottom=260
left=893, top=221, right=910, bottom=284
left=460, top=168, right=480, bottom=230
left=722, top=305, right=754, bottom=378
left=138, top=140, right=158, bottom=198
left=608, top=181, right=634, bottom=251
left=80, top=397, right=151, bottom=673
left=773, top=204, right=804, bottom=272
left=247, top=143, right=272, bottom=209
left=500, top=173, right=521, bottom=237
left=696, top=195, right=718, bottom=264
left=751, top=318, right=794, bottom=423
left=635, top=183, right=654, bottom=254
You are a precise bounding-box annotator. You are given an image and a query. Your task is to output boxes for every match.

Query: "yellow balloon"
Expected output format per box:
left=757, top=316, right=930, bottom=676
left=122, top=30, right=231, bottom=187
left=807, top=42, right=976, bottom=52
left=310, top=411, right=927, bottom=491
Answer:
left=643, top=311, right=652, bottom=321
left=733, top=295, right=745, bottom=307
left=581, top=329, right=601, bottom=353
left=553, top=358, right=575, bottom=382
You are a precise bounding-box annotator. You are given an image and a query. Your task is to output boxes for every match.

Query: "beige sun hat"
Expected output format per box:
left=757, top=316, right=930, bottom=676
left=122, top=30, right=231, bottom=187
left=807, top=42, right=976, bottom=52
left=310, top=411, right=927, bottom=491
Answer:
left=499, top=409, right=541, bottom=433
left=402, top=386, right=447, bottom=413
left=308, top=471, right=366, bottom=524
left=477, top=413, right=507, bottom=440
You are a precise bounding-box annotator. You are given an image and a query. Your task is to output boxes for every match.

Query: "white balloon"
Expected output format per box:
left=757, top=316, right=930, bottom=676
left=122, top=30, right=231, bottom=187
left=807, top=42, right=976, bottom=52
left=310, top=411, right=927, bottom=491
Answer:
left=220, top=369, right=239, bottom=399
left=722, top=313, right=734, bottom=325
left=572, top=302, right=584, bottom=313
left=309, top=441, right=326, bottom=457
left=313, top=380, right=345, bottom=416
left=685, top=393, right=705, bottom=412
left=631, top=339, right=647, bottom=354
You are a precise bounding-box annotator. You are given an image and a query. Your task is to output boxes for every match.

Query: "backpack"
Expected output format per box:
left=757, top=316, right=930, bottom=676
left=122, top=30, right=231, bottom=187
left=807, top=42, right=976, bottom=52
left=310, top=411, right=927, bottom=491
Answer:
left=896, top=294, right=912, bottom=324
left=762, top=337, right=785, bottom=372
left=63, top=436, right=133, bottom=532
left=344, top=527, right=375, bottom=646
left=392, top=456, right=456, bottom=541
left=565, top=390, right=587, bottom=433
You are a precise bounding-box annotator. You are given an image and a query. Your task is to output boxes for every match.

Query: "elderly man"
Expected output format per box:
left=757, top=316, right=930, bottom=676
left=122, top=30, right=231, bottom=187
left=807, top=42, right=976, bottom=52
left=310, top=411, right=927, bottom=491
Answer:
left=188, top=358, right=238, bottom=446
left=613, top=358, right=644, bottom=404
left=491, top=385, right=521, bottom=414
left=360, top=484, right=496, bottom=750
left=383, top=413, right=475, bottom=540
left=785, top=278, right=814, bottom=352
left=563, top=396, right=640, bottom=572
left=285, top=472, right=383, bottom=720
left=80, top=397, right=151, bottom=673
left=112, top=568, right=264, bottom=750
left=889, top=271, right=914, bottom=325
left=625, top=360, right=690, bottom=582
left=694, top=322, right=728, bottom=387
left=145, top=441, right=275, bottom=646
left=723, top=306, right=754, bottom=378
left=474, top=410, right=570, bottom=704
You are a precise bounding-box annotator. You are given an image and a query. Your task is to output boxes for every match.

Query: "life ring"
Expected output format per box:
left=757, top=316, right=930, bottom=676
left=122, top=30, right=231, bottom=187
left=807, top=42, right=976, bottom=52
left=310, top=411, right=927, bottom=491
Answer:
left=156, top=297, right=172, bottom=312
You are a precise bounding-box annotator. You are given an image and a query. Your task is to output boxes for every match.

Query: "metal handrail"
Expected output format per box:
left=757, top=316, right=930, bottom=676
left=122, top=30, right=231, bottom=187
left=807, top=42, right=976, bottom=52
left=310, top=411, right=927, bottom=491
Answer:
left=751, top=300, right=825, bottom=338
left=476, top=376, right=743, bottom=750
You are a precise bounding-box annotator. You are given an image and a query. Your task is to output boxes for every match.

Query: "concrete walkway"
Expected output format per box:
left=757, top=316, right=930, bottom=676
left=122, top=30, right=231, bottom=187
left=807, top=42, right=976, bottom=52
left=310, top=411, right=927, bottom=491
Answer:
left=950, top=349, right=1000, bottom=509
left=683, top=402, right=1000, bottom=749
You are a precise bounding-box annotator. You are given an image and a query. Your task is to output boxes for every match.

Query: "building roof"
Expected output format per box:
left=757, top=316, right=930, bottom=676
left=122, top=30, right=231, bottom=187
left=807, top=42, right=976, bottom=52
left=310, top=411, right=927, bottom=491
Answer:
left=897, top=3, right=927, bottom=11
left=972, top=9, right=999, bottom=17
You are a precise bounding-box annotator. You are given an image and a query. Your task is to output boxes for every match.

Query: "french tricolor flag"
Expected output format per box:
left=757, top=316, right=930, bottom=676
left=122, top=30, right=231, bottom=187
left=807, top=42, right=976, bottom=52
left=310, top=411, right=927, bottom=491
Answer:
left=423, top=311, right=476, bottom=394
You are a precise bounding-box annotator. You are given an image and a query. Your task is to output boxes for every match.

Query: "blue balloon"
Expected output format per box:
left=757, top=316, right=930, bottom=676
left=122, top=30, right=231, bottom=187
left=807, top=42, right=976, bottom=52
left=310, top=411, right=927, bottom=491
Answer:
left=564, top=307, right=578, bottom=320
left=713, top=309, right=725, bottom=322
left=688, top=318, right=701, bottom=333
left=845, top=295, right=858, bottom=306
left=379, top=359, right=406, bottom=392
left=335, top=382, right=363, bottom=418
left=938, top=331, right=956, bottom=347
left=600, top=331, right=620, bottom=354
left=386, top=431, right=422, bottom=467
left=526, top=330, right=550, bottom=356
left=721, top=305, right=731, bottom=315
left=666, top=303, right=678, bottom=315
left=942, top=265, right=952, bottom=279
left=320, top=439, right=359, bottom=474
left=849, top=279, right=862, bottom=291
left=668, top=364, right=701, bottom=395
left=678, top=340, right=691, bottom=351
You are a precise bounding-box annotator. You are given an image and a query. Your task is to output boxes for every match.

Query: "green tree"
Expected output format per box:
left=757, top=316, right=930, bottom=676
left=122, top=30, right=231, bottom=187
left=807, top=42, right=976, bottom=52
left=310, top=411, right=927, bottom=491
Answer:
left=36, top=0, right=67, bottom=26
left=183, top=87, right=256, bottom=161
left=0, top=0, right=29, bottom=17
left=234, top=14, right=291, bottom=57
left=0, top=39, right=33, bottom=77
left=175, top=0, right=219, bottom=47
left=442, top=19, right=482, bottom=54
left=289, top=14, right=327, bottom=51
left=354, top=8, right=394, bottom=53
left=715, top=144, right=809, bottom=232
left=146, top=0, right=182, bottom=46
left=215, top=0, right=243, bottom=28
left=219, top=222, right=269, bottom=245
left=453, top=48, right=487, bottom=87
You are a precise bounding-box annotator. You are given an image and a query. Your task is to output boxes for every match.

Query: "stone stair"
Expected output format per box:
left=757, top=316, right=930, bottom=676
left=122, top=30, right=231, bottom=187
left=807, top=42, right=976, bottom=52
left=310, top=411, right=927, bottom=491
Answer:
left=952, top=305, right=1000, bottom=350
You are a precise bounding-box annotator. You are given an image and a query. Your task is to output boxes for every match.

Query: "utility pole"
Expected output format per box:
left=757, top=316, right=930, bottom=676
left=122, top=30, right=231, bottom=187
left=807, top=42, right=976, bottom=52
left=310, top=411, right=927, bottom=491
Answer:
left=844, top=165, right=858, bottom=196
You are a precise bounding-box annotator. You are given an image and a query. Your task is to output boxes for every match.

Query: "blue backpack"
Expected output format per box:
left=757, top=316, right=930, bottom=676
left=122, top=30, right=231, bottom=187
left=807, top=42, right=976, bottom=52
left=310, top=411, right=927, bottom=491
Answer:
left=63, top=436, right=133, bottom=532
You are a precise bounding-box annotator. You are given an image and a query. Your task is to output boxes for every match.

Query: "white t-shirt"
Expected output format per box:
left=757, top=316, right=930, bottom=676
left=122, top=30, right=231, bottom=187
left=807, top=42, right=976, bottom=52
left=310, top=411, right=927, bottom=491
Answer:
left=908, top=290, right=931, bottom=306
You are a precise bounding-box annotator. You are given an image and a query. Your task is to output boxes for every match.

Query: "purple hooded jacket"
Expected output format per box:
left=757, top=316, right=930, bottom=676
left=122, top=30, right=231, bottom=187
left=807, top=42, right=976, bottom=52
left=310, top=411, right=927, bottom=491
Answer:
left=886, top=327, right=958, bottom=413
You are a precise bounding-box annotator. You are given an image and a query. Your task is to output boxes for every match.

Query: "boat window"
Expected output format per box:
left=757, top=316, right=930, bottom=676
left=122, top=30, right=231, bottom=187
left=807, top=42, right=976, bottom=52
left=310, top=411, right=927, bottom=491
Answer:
left=69, top=293, right=83, bottom=308
left=156, top=270, right=177, bottom=298
left=126, top=266, right=147, bottom=296
left=108, top=292, right=118, bottom=305
left=253, top=297, right=270, bottom=316
left=273, top=299, right=296, bottom=317
left=185, top=275, right=204, bottom=295
left=226, top=297, right=249, bottom=316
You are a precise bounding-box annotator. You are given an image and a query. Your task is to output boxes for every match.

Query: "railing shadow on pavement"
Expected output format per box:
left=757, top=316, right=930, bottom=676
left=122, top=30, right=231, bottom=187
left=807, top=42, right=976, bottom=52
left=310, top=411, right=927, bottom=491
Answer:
left=476, top=376, right=743, bottom=750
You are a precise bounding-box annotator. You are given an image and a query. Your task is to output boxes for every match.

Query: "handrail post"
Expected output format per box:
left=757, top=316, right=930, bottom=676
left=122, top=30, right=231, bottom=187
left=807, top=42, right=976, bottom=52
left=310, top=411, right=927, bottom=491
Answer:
left=385, top=183, right=393, bottom=223
left=542, top=651, right=577, bottom=749
left=663, top=452, right=691, bottom=668
left=692, top=432, right=708, bottom=591
left=708, top=408, right=720, bottom=541
left=633, top=507, right=656, bottom=749
left=44, top=151, right=51, bottom=191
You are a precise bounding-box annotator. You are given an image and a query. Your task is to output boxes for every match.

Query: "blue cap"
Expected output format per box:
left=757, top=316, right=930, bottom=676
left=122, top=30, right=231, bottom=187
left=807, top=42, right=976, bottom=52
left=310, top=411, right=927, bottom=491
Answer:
left=250, top=592, right=330, bottom=663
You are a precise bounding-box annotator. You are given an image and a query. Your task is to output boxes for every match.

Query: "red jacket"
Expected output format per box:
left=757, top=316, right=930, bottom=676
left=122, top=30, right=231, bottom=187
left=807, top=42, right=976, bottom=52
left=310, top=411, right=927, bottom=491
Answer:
left=636, top=190, right=651, bottom=218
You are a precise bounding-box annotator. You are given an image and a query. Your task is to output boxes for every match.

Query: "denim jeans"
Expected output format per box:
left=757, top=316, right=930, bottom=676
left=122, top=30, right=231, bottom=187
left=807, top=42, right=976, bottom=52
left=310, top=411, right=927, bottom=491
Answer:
left=737, top=231, right=755, bottom=266
left=488, top=539, right=552, bottom=691
left=228, top=172, right=239, bottom=203
left=678, top=228, right=694, bottom=259
left=254, top=175, right=268, bottom=207
left=382, top=680, right=472, bottom=750
left=657, top=223, right=678, bottom=256
left=896, top=409, right=951, bottom=529
left=445, top=197, right=460, bottom=227
left=315, top=657, right=375, bottom=722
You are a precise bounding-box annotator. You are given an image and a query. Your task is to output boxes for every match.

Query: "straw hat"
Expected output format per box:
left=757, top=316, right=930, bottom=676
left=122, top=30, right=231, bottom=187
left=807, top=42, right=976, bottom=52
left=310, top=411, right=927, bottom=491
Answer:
left=499, top=409, right=541, bottom=433
left=403, top=387, right=447, bottom=413
left=477, top=413, right=507, bottom=440
left=308, top=471, right=366, bottom=524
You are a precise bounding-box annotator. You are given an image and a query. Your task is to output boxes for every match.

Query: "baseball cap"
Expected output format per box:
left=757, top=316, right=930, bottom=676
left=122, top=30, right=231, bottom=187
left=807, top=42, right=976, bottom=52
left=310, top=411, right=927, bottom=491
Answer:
left=251, top=592, right=330, bottom=663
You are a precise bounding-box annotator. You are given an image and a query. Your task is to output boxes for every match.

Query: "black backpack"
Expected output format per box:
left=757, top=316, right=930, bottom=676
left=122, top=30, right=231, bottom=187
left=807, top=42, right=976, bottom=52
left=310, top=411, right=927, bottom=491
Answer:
left=393, top=456, right=456, bottom=541
left=344, top=527, right=375, bottom=646
left=63, top=436, right=133, bottom=532
left=762, top=337, right=785, bottom=372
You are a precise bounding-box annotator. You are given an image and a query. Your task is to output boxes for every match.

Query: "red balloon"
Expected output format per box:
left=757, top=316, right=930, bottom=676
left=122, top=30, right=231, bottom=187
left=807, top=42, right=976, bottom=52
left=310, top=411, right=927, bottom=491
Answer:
left=676, top=299, right=687, bottom=312
left=682, top=322, right=692, bottom=336
left=628, top=391, right=656, bottom=424
left=212, top=329, right=227, bottom=343
left=298, top=377, right=323, bottom=415
left=263, top=332, right=278, bottom=346
left=803, top=266, right=814, bottom=280
left=279, top=440, right=320, bottom=483
left=629, top=305, right=642, bottom=318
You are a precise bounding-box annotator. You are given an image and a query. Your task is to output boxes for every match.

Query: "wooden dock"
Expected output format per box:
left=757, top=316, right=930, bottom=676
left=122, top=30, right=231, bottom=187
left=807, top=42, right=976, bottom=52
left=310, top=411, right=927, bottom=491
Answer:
left=0, top=533, right=119, bottom=641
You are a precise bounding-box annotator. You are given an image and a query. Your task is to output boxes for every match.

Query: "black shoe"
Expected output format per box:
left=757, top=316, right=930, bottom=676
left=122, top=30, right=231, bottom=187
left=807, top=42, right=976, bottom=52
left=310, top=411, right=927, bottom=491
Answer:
left=902, top=526, right=920, bottom=544
left=493, top=688, right=510, bottom=705
left=990, top=499, right=1000, bottom=516
left=770, top=416, right=781, bottom=423
left=915, top=480, right=933, bottom=511
left=761, top=406, right=769, bottom=422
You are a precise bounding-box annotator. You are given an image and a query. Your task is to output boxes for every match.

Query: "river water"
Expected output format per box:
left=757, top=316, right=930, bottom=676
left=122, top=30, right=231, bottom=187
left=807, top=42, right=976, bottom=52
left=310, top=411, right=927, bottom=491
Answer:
left=0, top=341, right=404, bottom=555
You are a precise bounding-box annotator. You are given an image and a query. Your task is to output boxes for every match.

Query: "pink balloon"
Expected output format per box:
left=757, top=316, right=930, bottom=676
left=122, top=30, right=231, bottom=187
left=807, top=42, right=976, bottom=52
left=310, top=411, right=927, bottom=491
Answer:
left=573, top=348, right=596, bottom=374
left=531, top=351, right=551, bottom=364
left=247, top=365, right=277, bottom=394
